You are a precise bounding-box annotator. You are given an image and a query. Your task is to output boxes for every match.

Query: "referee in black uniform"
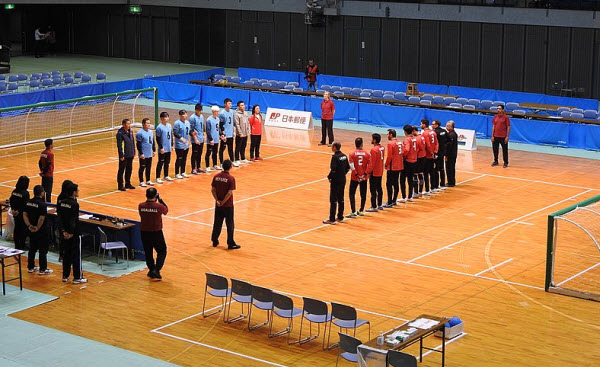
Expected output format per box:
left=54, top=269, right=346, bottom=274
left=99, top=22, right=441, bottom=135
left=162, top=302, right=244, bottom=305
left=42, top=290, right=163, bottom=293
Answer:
left=323, top=141, right=350, bottom=225
left=432, top=120, right=447, bottom=191
left=57, top=182, right=87, bottom=284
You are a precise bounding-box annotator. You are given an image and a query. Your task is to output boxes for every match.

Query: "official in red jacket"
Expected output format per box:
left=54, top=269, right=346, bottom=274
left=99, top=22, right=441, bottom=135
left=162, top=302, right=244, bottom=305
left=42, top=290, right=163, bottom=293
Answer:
left=139, top=188, right=168, bottom=280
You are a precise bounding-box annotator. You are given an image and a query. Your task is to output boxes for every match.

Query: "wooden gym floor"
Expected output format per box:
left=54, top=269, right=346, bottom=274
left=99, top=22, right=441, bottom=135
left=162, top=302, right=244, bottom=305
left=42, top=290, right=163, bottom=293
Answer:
left=1, top=119, right=600, bottom=367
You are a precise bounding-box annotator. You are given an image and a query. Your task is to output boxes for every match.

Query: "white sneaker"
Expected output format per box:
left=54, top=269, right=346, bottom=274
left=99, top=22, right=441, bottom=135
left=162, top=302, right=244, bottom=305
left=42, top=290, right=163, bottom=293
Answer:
left=140, top=182, right=147, bottom=187
left=165, top=176, right=174, bottom=181
left=182, top=173, right=190, bottom=178
left=28, top=266, right=40, bottom=273
left=39, top=269, right=53, bottom=275
left=242, top=159, right=251, bottom=164
left=73, top=278, right=88, bottom=284
left=397, top=198, right=407, bottom=204
left=206, top=167, right=214, bottom=172
left=233, top=161, right=241, bottom=167
left=175, top=174, right=183, bottom=179
left=156, top=178, right=164, bottom=184
left=147, top=181, right=155, bottom=186
left=214, top=165, right=223, bottom=170
left=424, top=191, right=431, bottom=196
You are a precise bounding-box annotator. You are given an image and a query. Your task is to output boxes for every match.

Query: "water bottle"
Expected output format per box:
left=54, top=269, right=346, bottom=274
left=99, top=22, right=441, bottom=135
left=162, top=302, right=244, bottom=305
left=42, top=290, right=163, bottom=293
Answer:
left=377, top=331, right=384, bottom=346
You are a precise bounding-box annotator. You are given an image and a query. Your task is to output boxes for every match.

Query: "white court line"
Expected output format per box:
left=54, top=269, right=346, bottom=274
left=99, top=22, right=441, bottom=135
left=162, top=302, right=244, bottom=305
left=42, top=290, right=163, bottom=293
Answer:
left=261, top=149, right=303, bottom=160
left=420, top=332, right=468, bottom=359
left=512, top=220, right=534, bottom=226
left=152, top=330, right=289, bottom=367
left=176, top=177, right=327, bottom=219
left=474, top=258, right=514, bottom=277
left=80, top=190, right=122, bottom=201
left=0, top=136, right=113, bottom=159
left=456, top=169, right=598, bottom=191
left=456, top=174, right=487, bottom=185
left=0, top=168, right=6, bottom=171
left=556, top=262, right=600, bottom=287
left=406, top=189, right=592, bottom=264
left=0, top=160, right=116, bottom=185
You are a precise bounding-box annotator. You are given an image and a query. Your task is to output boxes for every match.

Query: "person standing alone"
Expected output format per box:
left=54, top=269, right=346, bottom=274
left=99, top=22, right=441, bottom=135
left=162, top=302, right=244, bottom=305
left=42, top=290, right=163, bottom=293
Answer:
left=319, top=91, right=336, bottom=147
left=445, top=121, right=458, bottom=187
left=38, top=138, right=54, bottom=202
left=323, top=142, right=350, bottom=224
left=139, top=188, right=168, bottom=280
left=305, top=58, right=320, bottom=92
left=491, top=105, right=510, bottom=168
left=211, top=160, right=240, bottom=250
left=116, top=119, right=135, bottom=191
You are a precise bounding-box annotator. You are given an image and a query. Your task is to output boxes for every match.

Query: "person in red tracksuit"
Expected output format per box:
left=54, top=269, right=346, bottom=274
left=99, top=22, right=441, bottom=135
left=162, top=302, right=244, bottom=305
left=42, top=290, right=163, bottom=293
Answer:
left=421, top=119, right=439, bottom=195
left=383, top=129, right=404, bottom=208
left=139, top=188, right=168, bottom=280
left=413, top=127, right=427, bottom=198
left=346, top=137, right=371, bottom=218
left=400, top=125, right=418, bottom=203
left=366, top=133, right=385, bottom=212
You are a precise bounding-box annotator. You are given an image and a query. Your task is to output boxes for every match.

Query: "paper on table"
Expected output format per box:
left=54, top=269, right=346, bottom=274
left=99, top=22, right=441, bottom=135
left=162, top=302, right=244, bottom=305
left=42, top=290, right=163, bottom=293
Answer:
left=79, top=214, right=93, bottom=219
left=408, top=318, right=439, bottom=329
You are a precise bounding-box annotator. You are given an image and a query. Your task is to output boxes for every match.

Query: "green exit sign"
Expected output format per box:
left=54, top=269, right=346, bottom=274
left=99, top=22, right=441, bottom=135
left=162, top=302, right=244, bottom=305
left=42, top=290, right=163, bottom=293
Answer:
left=129, top=5, right=141, bottom=14
left=5, top=4, right=15, bottom=10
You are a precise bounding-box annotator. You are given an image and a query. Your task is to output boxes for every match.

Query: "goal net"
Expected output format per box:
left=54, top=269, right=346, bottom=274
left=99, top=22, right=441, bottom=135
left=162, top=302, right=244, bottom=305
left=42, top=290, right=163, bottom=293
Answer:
left=546, top=194, right=600, bottom=302
left=0, top=88, right=157, bottom=149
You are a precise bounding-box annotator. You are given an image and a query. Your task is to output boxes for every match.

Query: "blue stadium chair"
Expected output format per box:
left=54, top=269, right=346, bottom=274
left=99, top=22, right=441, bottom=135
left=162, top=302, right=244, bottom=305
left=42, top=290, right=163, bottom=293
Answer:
left=261, top=82, right=273, bottom=88
left=462, top=104, right=476, bottom=110
left=512, top=109, right=526, bottom=115
left=571, top=112, right=584, bottom=119
left=394, top=92, right=406, bottom=100
left=384, top=90, right=395, bottom=96
left=31, top=73, right=41, bottom=79
left=341, top=87, right=352, bottom=95
left=467, top=98, right=480, bottom=108
left=81, top=74, right=92, bottom=84
left=64, top=77, right=74, bottom=86
left=421, top=94, right=433, bottom=101
left=73, top=71, right=83, bottom=81
left=330, top=86, right=342, bottom=92
left=51, top=70, right=60, bottom=75
left=41, top=79, right=53, bottom=88
left=0, top=82, right=6, bottom=93
left=62, top=72, right=72, bottom=78
left=449, top=102, right=462, bottom=108
left=420, top=100, right=432, bottom=105
left=7, top=82, right=18, bottom=93
left=371, top=90, right=384, bottom=98
left=230, top=76, right=241, bottom=84
left=52, top=78, right=62, bottom=87
left=492, top=100, right=505, bottom=107
left=283, top=85, right=294, bottom=90
left=489, top=106, right=498, bottom=111
left=383, top=93, right=395, bottom=100
left=351, top=88, right=362, bottom=96
left=570, top=108, right=584, bottom=114
left=408, top=96, right=420, bottom=103
left=28, top=80, right=40, bottom=90
left=320, top=85, right=332, bottom=91
left=293, top=87, right=303, bottom=92
left=41, top=72, right=51, bottom=79
left=276, top=81, right=287, bottom=89
left=455, top=97, right=469, bottom=105
left=556, top=107, right=570, bottom=115
left=0, top=74, right=5, bottom=81
left=258, top=79, right=268, bottom=84
left=144, top=74, right=154, bottom=78
left=333, top=91, right=344, bottom=97
left=244, top=80, right=255, bottom=86
left=362, top=89, right=373, bottom=94
left=359, top=91, right=371, bottom=98
left=17, top=74, right=28, bottom=85
left=480, top=100, right=493, bottom=109
left=249, top=78, right=260, bottom=83
left=214, top=74, right=225, bottom=80
left=223, top=76, right=233, bottom=82
left=268, top=79, right=278, bottom=85
left=443, top=97, right=456, bottom=105
left=287, top=82, right=299, bottom=88
left=505, top=102, right=519, bottom=111
left=8, top=75, right=18, bottom=83
left=96, top=73, right=107, bottom=82
left=432, top=96, right=444, bottom=105
left=315, top=89, right=325, bottom=94
left=583, top=110, right=598, bottom=119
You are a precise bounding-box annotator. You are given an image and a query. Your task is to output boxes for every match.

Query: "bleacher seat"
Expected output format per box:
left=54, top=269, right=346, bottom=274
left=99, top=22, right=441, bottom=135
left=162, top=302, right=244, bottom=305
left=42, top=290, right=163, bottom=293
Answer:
left=244, top=80, right=255, bottom=86
left=420, top=100, right=432, bottom=105
left=0, top=74, right=5, bottom=81
left=81, top=74, right=92, bottom=84
left=63, top=72, right=72, bottom=78
left=330, top=86, right=342, bottom=92
left=492, top=100, right=505, bottom=107
left=283, top=85, right=294, bottom=90
left=371, top=90, right=384, bottom=98
left=556, top=107, right=570, bottom=115
left=383, top=93, right=395, bottom=100
left=462, top=104, right=476, bottom=110
left=223, top=76, right=233, bottom=82
left=287, top=82, right=299, bottom=88
left=74, top=72, right=83, bottom=82
left=7, top=83, right=18, bottom=93
left=315, top=89, right=325, bottom=94
left=41, top=79, right=53, bottom=88
left=8, top=75, right=18, bottom=83
left=268, top=79, right=278, bottom=84
left=341, top=87, right=352, bottom=95
left=17, top=74, right=28, bottom=86
left=421, top=94, right=433, bottom=101
left=0, top=82, right=6, bottom=93
left=489, top=106, right=498, bottom=111
left=467, top=98, right=480, bottom=108
left=432, top=96, right=444, bottom=105
left=31, top=73, right=42, bottom=79
left=51, top=70, right=60, bottom=75
left=443, top=97, right=456, bottom=105
left=359, top=91, right=371, bottom=98
left=408, top=96, right=420, bottom=103
left=384, top=90, right=395, bottom=96
left=293, top=87, right=303, bottom=92
left=96, top=73, right=106, bottom=82
left=362, top=89, right=373, bottom=94
left=333, top=91, right=344, bottom=97
left=480, top=100, right=493, bottom=109
left=449, top=102, right=462, bottom=108
left=351, top=88, right=362, bottom=96
left=258, top=79, right=268, bottom=84
left=261, top=82, right=272, bottom=88
left=249, top=78, right=259, bottom=82
left=571, top=112, right=584, bottom=119
left=63, top=77, right=74, bottom=86
left=394, top=92, right=406, bottom=100
left=320, top=84, right=331, bottom=91
left=512, top=109, right=526, bottom=114
left=276, top=81, right=287, bottom=89
left=583, top=110, right=598, bottom=119
left=52, top=78, right=62, bottom=86
left=214, top=74, right=225, bottom=80
left=570, top=108, right=584, bottom=114
left=505, top=102, right=519, bottom=111
left=41, top=72, right=51, bottom=79
left=144, top=74, right=154, bottom=78
left=456, top=98, right=469, bottom=105
left=230, top=76, right=241, bottom=84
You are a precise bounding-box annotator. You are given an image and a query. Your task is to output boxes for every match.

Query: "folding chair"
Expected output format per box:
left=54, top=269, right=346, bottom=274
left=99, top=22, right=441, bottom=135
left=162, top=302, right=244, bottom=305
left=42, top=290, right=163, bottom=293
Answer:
left=326, top=302, right=370, bottom=349
left=297, top=297, right=332, bottom=349
left=336, top=332, right=362, bottom=366
left=248, top=285, right=273, bottom=331
left=225, top=278, right=253, bottom=323
left=202, top=273, right=231, bottom=319
left=268, top=293, right=302, bottom=344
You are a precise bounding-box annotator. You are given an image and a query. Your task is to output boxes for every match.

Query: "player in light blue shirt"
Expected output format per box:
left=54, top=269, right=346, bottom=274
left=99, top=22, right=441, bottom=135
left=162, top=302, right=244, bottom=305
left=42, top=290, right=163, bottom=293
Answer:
left=136, top=118, right=156, bottom=187
left=205, top=106, right=221, bottom=171
left=189, top=103, right=206, bottom=174
left=173, top=110, right=191, bottom=179
left=218, top=98, right=239, bottom=167
left=155, top=112, right=173, bottom=183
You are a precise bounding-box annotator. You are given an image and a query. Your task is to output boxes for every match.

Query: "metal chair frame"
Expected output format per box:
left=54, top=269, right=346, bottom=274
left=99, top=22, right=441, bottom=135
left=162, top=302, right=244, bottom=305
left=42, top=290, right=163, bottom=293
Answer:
left=225, top=278, right=253, bottom=323
left=202, top=273, right=231, bottom=320
left=326, top=302, right=371, bottom=350
left=297, top=297, right=332, bottom=349
left=248, top=285, right=273, bottom=331
left=268, top=293, right=302, bottom=344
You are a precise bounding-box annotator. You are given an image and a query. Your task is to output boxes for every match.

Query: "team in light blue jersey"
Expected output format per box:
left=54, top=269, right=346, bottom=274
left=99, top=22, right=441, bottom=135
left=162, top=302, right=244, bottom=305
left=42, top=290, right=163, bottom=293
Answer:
left=155, top=112, right=174, bottom=183
left=173, top=110, right=191, bottom=179
left=218, top=98, right=239, bottom=167
left=190, top=104, right=206, bottom=174
left=136, top=118, right=156, bottom=187
left=205, top=106, right=222, bottom=171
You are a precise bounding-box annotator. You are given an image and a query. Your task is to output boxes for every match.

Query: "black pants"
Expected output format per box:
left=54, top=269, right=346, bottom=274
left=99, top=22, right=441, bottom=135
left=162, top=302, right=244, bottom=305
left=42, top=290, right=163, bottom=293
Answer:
left=349, top=180, right=368, bottom=213
left=386, top=170, right=400, bottom=204
left=175, top=148, right=189, bottom=175
left=492, top=136, right=509, bottom=165
left=308, top=81, right=316, bottom=92
left=211, top=206, right=236, bottom=246
left=369, top=176, right=383, bottom=208
left=156, top=151, right=171, bottom=179
left=41, top=176, right=53, bottom=202
left=434, top=155, right=445, bottom=188
left=28, top=232, right=49, bottom=271
left=191, top=143, right=204, bottom=171
left=62, top=236, right=83, bottom=280
left=205, top=144, right=218, bottom=168
left=141, top=230, right=167, bottom=272
left=138, top=157, right=153, bottom=183
left=424, top=158, right=434, bottom=192
left=321, top=119, right=334, bottom=145
left=219, top=137, right=234, bottom=164
left=329, top=181, right=346, bottom=221
left=401, top=162, right=416, bottom=199
left=117, top=157, right=133, bottom=188
left=13, top=214, right=27, bottom=250
left=250, top=135, right=262, bottom=159
left=235, top=136, right=248, bottom=161
left=446, top=156, right=457, bottom=186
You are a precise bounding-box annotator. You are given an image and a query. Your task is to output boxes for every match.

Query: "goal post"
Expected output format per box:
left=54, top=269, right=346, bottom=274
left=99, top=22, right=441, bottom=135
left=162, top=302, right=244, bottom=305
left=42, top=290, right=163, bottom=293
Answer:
left=546, top=194, right=600, bottom=302
left=0, top=87, right=158, bottom=149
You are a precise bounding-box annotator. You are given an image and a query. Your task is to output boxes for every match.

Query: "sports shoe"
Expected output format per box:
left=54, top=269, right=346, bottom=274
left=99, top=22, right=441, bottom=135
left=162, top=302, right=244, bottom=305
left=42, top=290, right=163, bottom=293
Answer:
left=39, top=269, right=53, bottom=275
left=345, top=212, right=357, bottom=218
left=503, top=163, right=508, bottom=168
left=62, top=277, right=69, bottom=283
left=322, top=219, right=337, bottom=225
left=233, top=161, right=241, bottom=167
left=412, top=193, right=419, bottom=199
left=197, top=169, right=207, bottom=173
left=73, top=278, right=88, bottom=284
left=439, top=186, right=446, bottom=190
left=140, top=182, right=147, bottom=187
left=192, top=169, right=198, bottom=175
left=155, top=270, right=163, bottom=279
left=175, top=174, right=183, bottom=179
left=382, top=203, right=393, bottom=208
left=257, top=157, right=263, bottom=161
left=318, top=142, right=326, bottom=146
left=28, top=266, right=40, bottom=273
left=327, top=144, right=332, bottom=147
left=182, top=173, right=190, bottom=178
left=423, top=191, right=431, bottom=196
left=491, top=161, right=499, bottom=167
left=242, top=159, right=250, bottom=164
left=251, top=158, right=256, bottom=162
left=358, top=211, right=366, bottom=216
left=407, top=198, right=414, bottom=202
left=214, top=165, right=223, bottom=170
left=366, top=207, right=378, bottom=213
left=397, top=198, right=407, bottom=204
left=147, top=270, right=158, bottom=279
left=228, top=244, right=241, bottom=250
left=206, top=167, right=214, bottom=172
left=165, top=176, right=174, bottom=181
left=377, top=206, right=385, bottom=211
left=125, top=184, right=136, bottom=189
left=156, top=178, right=164, bottom=184
left=147, top=181, right=155, bottom=186
left=335, top=218, right=345, bottom=223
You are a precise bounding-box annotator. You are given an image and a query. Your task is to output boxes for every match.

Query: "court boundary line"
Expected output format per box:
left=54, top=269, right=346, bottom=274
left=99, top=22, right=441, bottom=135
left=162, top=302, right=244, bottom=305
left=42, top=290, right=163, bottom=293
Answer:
left=0, top=159, right=116, bottom=185
left=556, top=261, right=600, bottom=287
left=474, top=258, right=514, bottom=276
left=0, top=136, right=114, bottom=159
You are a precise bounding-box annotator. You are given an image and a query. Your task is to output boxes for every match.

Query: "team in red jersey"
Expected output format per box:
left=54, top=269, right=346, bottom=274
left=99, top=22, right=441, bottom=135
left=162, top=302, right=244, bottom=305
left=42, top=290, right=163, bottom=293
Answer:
left=421, top=119, right=439, bottom=195
left=366, top=133, right=385, bottom=212
left=346, top=138, right=371, bottom=218
left=413, top=127, right=427, bottom=197
left=384, top=129, right=403, bottom=208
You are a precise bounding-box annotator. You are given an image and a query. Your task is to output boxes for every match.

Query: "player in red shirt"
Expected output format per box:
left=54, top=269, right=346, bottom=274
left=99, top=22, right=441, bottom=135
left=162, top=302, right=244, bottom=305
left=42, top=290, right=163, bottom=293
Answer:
left=413, top=126, right=427, bottom=198
left=211, top=160, right=240, bottom=249
left=383, top=129, right=404, bottom=208
left=421, top=119, right=438, bottom=195
left=366, top=133, right=385, bottom=212
left=346, top=137, right=371, bottom=218
left=139, top=188, right=169, bottom=280
left=400, top=125, right=418, bottom=203
left=38, top=139, right=54, bottom=202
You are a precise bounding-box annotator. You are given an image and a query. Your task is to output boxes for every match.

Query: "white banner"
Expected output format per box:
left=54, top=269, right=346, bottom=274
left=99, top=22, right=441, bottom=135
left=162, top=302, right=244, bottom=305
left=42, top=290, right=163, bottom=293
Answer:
left=455, top=128, right=477, bottom=151
left=265, top=108, right=313, bottom=130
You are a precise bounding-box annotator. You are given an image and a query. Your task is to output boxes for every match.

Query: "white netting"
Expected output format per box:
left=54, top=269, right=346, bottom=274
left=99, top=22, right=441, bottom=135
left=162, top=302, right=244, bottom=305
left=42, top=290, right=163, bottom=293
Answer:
left=551, top=202, right=600, bottom=299
left=0, top=90, right=155, bottom=148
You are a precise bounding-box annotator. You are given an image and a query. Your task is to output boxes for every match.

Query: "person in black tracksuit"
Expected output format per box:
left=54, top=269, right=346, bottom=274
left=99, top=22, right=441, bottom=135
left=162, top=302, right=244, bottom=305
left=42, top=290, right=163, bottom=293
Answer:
left=323, top=142, right=350, bottom=224
left=432, top=120, right=448, bottom=190
left=445, top=121, right=459, bottom=187
left=116, top=118, right=136, bottom=191
left=57, top=182, right=87, bottom=284
left=24, top=185, right=51, bottom=274
left=10, top=176, right=30, bottom=250
left=56, top=180, right=74, bottom=261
